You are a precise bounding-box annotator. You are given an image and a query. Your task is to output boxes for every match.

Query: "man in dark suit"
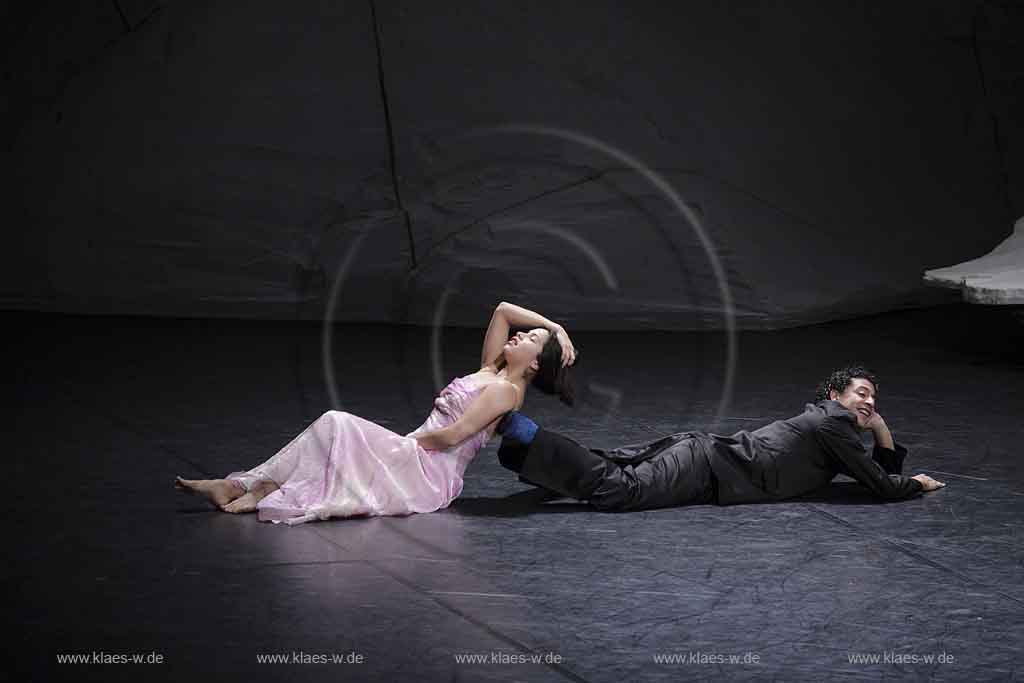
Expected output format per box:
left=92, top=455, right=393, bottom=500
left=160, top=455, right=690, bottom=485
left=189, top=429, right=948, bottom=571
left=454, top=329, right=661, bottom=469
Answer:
left=496, top=365, right=945, bottom=510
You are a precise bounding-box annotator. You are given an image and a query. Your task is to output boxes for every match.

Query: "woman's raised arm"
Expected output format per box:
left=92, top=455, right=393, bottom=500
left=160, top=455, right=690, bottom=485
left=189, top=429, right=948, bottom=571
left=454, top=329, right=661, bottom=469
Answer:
left=479, top=302, right=576, bottom=369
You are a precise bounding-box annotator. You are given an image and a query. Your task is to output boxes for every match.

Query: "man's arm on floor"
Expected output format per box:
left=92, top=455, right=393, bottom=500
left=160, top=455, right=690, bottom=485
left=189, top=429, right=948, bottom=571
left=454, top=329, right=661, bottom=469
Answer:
left=818, top=415, right=925, bottom=500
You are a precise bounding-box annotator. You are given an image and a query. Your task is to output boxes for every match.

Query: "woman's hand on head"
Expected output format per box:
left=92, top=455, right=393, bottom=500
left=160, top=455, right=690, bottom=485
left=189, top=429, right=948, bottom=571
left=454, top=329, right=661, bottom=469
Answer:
left=554, top=326, right=577, bottom=367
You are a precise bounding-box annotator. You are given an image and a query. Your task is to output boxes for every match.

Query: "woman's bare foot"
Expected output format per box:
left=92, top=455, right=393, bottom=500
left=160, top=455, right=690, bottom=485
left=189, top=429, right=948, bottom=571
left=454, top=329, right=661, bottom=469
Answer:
left=221, top=479, right=279, bottom=514
left=175, top=476, right=244, bottom=508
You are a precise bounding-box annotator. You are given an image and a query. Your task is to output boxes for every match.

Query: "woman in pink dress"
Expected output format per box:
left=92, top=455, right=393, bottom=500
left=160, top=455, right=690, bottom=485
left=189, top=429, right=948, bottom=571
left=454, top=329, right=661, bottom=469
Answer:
left=175, top=302, right=576, bottom=525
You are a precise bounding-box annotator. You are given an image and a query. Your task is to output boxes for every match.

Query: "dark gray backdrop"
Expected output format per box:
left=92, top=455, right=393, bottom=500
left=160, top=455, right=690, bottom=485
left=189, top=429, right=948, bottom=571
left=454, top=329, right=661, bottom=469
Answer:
left=4, top=0, right=1021, bottom=329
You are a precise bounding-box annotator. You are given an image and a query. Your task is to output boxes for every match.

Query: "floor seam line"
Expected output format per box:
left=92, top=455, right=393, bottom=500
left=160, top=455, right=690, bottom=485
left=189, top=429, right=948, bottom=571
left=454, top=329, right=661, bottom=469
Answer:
left=802, top=502, right=1024, bottom=608
left=306, top=527, right=590, bottom=683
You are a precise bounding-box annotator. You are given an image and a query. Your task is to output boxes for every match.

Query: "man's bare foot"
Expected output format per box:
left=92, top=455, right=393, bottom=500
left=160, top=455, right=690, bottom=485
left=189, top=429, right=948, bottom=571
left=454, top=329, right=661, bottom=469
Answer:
left=175, top=476, right=244, bottom=508
left=221, top=479, right=279, bottom=514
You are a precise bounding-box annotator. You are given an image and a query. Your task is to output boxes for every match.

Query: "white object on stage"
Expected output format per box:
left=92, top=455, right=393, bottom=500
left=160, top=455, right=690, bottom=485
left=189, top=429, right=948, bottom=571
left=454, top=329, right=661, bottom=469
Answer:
left=924, top=216, right=1024, bottom=305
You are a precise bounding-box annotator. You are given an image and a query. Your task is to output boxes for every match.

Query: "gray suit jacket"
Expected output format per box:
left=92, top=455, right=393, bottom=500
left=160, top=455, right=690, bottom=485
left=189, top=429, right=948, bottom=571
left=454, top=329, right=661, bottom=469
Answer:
left=698, top=400, right=923, bottom=504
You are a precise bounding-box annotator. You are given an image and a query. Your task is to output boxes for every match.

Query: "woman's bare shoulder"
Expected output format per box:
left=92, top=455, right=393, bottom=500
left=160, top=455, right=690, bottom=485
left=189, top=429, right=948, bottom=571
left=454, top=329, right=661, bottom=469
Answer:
left=468, top=371, right=522, bottom=406
left=489, top=378, right=522, bottom=410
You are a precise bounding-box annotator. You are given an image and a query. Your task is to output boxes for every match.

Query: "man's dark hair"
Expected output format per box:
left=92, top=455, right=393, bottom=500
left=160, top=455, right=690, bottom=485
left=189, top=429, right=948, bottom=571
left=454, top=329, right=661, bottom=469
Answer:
left=531, top=328, right=575, bottom=406
left=814, top=364, right=879, bottom=403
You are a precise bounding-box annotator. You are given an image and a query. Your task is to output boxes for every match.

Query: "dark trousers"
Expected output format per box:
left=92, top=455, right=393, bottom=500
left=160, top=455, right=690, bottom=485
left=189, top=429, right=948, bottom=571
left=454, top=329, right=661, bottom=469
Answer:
left=499, top=429, right=717, bottom=512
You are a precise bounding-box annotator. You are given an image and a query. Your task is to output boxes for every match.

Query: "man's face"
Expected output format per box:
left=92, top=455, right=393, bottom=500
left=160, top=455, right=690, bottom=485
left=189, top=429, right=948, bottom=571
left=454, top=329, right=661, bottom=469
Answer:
left=829, top=377, right=877, bottom=430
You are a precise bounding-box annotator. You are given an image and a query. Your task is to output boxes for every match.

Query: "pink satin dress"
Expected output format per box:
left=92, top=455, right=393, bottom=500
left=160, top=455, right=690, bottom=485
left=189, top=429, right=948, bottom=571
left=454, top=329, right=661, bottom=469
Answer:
left=226, top=374, right=493, bottom=525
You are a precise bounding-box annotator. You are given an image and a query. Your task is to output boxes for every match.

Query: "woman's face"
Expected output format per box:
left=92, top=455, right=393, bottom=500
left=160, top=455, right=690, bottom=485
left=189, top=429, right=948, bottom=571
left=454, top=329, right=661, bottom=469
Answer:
left=503, top=328, right=550, bottom=368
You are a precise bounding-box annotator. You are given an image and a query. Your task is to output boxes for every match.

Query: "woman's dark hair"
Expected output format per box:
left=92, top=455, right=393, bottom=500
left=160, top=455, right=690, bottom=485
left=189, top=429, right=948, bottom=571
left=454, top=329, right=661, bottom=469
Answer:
left=530, top=328, right=575, bottom=406
left=813, top=364, right=880, bottom=403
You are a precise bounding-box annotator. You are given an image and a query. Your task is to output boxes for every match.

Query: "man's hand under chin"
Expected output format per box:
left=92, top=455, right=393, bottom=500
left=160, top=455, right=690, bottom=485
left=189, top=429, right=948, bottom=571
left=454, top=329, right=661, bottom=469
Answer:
left=865, top=412, right=895, bottom=450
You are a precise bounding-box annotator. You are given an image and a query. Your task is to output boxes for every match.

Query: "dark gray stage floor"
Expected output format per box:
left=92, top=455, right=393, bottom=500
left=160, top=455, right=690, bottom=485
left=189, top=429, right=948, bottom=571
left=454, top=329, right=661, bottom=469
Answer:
left=10, top=304, right=1024, bottom=681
